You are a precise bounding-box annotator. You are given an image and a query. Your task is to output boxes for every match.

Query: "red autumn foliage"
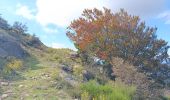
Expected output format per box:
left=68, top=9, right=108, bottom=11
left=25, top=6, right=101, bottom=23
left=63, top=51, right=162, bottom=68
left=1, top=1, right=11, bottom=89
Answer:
left=67, top=8, right=170, bottom=69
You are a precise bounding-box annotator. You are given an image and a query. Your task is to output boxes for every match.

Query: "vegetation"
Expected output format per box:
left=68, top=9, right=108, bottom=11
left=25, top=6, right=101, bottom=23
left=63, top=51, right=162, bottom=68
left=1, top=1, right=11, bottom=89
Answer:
left=0, top=7, right=170, bottom=100
left=67, top=8, right=170, bottom=70
left=0, top=15, right=10, bottom=30
left=12, top=21, right=28, bottom=34
left=80, top=80, right=136, bottom=100
left=5, top=58, right=23, bottom=71
left=0, top=57, right=23, bottom=80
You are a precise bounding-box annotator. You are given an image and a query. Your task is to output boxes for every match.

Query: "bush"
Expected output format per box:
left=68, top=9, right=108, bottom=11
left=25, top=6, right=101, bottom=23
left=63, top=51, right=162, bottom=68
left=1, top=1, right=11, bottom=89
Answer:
left=80, top=80, right=136, bottom=100
left=12, top=21, right=27, bottom=33
left=3, top=58, right=23, bottom=74
left=0, top=15, right=10, bottom=30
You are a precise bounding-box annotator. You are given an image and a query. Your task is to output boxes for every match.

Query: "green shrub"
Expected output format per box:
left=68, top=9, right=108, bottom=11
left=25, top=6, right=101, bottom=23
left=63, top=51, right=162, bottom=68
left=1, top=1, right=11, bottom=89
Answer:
left=163, top=95, right=170, bottom=100
left=80, top=80, right=136, bottom=100
left=3, top=58, right=23, bottom=74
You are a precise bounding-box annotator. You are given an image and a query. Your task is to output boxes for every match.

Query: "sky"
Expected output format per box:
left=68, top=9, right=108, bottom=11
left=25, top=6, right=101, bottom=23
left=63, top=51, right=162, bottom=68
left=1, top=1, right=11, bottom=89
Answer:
left=0, top=0, right=170, bottom=53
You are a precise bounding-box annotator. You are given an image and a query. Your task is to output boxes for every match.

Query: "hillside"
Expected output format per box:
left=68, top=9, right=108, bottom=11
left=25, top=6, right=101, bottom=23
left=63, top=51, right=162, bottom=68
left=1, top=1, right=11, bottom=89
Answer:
left=0, top=20, right=45, bottom=68
left=0, top=13, right=170, bottom=100
left=0, top=46, right=169, bottom=100
left=0, top=28, right=44, bottom=58
left=0, top=48, right=76, bottom=100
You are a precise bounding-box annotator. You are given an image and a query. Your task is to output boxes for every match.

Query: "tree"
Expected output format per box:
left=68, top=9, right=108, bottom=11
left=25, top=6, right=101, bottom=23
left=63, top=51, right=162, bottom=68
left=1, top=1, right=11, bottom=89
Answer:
left=0, top=14, right=10, bottom=30
left=67, top=8, right=170, bottom=70
left=12, top=21, right=28, bottom=34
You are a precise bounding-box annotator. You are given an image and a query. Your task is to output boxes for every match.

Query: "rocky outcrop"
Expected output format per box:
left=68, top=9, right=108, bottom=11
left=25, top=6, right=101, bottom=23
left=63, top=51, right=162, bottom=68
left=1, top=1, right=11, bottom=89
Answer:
left=0, top=27, right=45, bottom=59
left=0, top=34, right=27, bottom=58
left=61, top=64, right=73, bottom=73
left=82, top=70, right=94, bottom=81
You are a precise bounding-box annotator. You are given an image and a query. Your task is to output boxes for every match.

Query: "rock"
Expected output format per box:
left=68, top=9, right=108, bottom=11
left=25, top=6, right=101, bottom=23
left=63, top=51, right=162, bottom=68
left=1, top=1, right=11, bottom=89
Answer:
left=167, top=72, right=170, bottom=77
left=30, top=77, right=37, bottom=80
left=164, top=90, right=170, bottom=97
left=24, top=93, right=29, bottom=97
left=82, top=70, right=94, bottom=81
left=70, top=52, right=79, bottom=59
left=64, top=76, right=77, bottom=86
left=5, top=90, right=12, bottom=93
left=55, top=84, right=63, bottom=89
left=20, top=97, right=24, bottom=100
left=45, top=74, right=50, bottom=77
left=1, top=94, right=8, bottom=99
left=0, top=33, right=28, bottom=59
left=36, top=86, right=48, bottom=90
left=41, top=73, right=50, bottom=78
left=99, top=67, right=103, bottom=73
left=1, top=82, right=9, bottom=86
left=61, top=65, right=73, bottom=73
left=164, top=79, right=170, bottom=86
left=18, top=85, right=24, bottom=88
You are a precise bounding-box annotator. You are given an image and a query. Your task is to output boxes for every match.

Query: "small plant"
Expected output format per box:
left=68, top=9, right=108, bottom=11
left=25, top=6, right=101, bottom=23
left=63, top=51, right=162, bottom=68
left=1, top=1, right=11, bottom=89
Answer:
left=4, top=58, right=23, bottom=74
left=73, top=64, right=83, bottom=76
left=80, top=80, right=136, bottom=100
left=81, top=91, right=89, bottom=100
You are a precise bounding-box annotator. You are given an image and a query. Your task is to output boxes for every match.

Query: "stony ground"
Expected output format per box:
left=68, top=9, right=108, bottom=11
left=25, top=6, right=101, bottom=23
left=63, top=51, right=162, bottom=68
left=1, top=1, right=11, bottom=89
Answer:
left=0, top=65, right=73, bottom=100
left=2, top=48, right=169, bottom=100
left=0, top=48, right=76, bottom=100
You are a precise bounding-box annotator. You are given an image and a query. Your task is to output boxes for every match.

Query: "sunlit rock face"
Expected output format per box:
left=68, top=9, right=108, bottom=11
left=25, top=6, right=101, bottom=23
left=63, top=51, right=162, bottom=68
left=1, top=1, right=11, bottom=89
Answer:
left=0, top=30, right=27, bottom=59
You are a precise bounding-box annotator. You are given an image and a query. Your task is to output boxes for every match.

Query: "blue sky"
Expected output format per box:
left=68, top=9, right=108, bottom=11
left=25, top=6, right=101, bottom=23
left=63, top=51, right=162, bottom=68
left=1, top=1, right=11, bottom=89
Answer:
left=0, top=0, right=170, bottom=53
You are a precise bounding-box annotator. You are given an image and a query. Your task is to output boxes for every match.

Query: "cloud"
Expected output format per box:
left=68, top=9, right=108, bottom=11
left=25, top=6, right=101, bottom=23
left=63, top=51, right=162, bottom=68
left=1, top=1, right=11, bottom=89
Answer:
left=35, top=0, right=166, bottom=27
left=16, top=4, right=35, bottom=20
left=35, top=0, right=105, bottom=27
left=16, top=0, right=166, bottom=28
left=14, top=0, right=168, bottom=51
left=50, top=43, right=77, bottom=51
left=51, top=43, right=77, bottom=50
left=168, top=49, right=170, bottom=56
left=43, top=27, right=58, bottom=33
left=158, top=11, right=170, bottom=24
left=51, top=43, right=66, bottom=48
left=43, top=23, right=61, bottom=33
left=107, top=0, right=166, bottom=17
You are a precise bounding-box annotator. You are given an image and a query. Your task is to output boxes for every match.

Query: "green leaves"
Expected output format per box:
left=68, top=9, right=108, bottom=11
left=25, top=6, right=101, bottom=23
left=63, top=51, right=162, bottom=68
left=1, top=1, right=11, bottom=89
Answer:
left=80, top=80, right=136, bottom=100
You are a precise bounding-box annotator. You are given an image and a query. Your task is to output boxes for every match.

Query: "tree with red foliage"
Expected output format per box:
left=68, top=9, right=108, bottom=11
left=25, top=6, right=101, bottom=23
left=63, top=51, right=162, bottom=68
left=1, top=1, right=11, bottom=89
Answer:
left=67, top=8, right=170, bottom=70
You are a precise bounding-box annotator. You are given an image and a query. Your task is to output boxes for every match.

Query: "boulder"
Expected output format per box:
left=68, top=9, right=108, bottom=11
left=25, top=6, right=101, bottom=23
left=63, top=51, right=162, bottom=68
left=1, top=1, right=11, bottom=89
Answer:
left=61, top=65, right=73, bottom=73
left=64, top=76, right=78, bottom=86
left=1, top=94, right=8, bottom=99
left=70, top=52, right=79, bottom=59
left=1, top=82, right=9, bottom=86
left=0, top=33, right=27, bottom=59
left=82, top=70, right=94, bottom=81
left=18, top=85, right=24, bottom=88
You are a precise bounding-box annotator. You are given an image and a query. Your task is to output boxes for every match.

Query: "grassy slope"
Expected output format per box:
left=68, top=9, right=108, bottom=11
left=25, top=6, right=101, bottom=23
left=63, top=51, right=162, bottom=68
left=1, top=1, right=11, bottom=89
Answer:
left=1, top=47, right=165, bottom=100
left=1, top=48, right=76, bottom=100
